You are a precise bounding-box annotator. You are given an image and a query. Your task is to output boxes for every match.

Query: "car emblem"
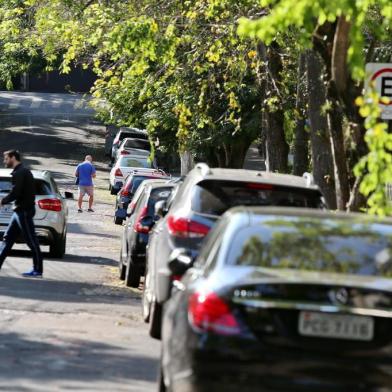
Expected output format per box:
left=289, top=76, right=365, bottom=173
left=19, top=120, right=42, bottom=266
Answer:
left=328, top=288, right=349, bottom=305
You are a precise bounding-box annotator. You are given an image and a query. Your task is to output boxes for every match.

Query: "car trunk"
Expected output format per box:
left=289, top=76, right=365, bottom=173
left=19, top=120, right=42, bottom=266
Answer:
left=0, top=177, right=52, bottom=223
left=228, top=277, right=392, bottom=353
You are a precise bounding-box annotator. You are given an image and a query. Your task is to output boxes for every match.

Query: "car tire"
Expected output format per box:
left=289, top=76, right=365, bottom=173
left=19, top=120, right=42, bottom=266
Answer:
left=119, top=249, right=126, bottom=281
left=158, top=363, right=166, bottom=392
left=49, top=232, right=66, bottom=258
left=149, top=300, right=162, bottom=339
left=125, top=259, right=141, bottom=288
left=110, top=187, right=117, bottom=195
left=114, top=215, right=123, bottom=225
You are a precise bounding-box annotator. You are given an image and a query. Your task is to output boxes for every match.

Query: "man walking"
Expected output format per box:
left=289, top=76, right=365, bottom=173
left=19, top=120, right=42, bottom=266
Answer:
left=0, top=150, right=43, bottom=277
left=75, top=155, right=96, bottom=213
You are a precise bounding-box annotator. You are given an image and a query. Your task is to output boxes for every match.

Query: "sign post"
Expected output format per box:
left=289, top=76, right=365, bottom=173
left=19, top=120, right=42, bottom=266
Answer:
left=365, top=63, right=392, bottom=121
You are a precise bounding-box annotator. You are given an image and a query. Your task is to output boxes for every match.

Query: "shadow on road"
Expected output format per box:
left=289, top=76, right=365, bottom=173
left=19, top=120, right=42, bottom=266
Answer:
left=0, top=332, right=158, bottom=383
left=0, top=276, right=137, bottom=303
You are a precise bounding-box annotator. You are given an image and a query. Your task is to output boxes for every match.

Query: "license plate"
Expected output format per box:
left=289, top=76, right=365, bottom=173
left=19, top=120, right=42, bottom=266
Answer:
left=299, top=311, right=374, bottom=341
left=0, top=205, right=12, bottom=214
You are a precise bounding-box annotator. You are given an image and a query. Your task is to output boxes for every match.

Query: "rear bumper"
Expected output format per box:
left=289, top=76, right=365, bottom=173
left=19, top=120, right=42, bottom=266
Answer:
left=0, top=225, right=61, bottom=245
left=168, top=346, right=392, bottom=392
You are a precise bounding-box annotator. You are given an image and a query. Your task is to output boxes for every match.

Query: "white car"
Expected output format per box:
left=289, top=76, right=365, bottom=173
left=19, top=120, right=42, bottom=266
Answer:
left=109, top=156, right=155, bottom=194
left=115, top=138, right=151, bottom=161
left=0, top=169, right=70, bottom=258
left=111, top=128, right=148, bottom=163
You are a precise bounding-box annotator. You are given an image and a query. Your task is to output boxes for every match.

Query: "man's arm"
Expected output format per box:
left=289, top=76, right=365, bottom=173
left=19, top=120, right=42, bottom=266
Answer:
left=92, top=166, right=97, bottom=179
left=2, top=172, right=23, bottom=205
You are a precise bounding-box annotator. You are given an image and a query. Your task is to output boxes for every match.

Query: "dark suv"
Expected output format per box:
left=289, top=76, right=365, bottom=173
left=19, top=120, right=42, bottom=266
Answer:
left=114, top=169, right=169, bottom=225
left=143, top=163, right=326, bottom=338
left=119, top=180, right=175, bottom=287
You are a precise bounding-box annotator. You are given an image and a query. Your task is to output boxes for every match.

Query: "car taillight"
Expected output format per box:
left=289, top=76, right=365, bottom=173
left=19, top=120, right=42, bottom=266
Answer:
left=115, top=168, right=123, bottom=177
left=38, top=198, right=62, bottom=212
left=246, top=183, right=274, bottom=190
left=121, top=188, right=130, bottom=197
left=188, top=292, right=240, bottom=336
left=120, top=150, right=130, bottom=155
left=167, top=216, right=210, bottom=238
left=134, top=206, right=149, bottom=234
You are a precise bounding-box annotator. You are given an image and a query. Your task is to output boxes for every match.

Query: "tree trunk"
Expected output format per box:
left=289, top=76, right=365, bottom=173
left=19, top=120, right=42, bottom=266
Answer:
left=327, top=81, right=350, bottom=210
left=306, top=50, right=337, bottom=209
left=293, top=53, right=309, bottom=175
left=180, top=150, right=194, bottom=175
left=264, top=42, right=289, bottom=172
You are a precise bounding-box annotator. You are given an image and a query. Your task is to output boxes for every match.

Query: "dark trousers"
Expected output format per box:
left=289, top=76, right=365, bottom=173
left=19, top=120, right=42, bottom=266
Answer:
left=0, top=208, right=43, bottom=273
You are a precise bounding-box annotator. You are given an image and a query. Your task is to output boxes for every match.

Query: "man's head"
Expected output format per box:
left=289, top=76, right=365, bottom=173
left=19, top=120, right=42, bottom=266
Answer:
left=85, top=155, right=93, bottom=163
left=3, top=150, right=21, bottom=169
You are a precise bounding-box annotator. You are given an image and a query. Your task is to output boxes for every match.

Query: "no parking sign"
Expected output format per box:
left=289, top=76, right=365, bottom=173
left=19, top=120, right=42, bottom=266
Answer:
left=365, top=63, right=392, bottom=120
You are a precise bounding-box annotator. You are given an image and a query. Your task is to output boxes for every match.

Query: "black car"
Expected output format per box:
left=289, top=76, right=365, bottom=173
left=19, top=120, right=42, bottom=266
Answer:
left=114, top=170, right=169, bottom=225
left=161, top=207, right=392, bottom=391
left=144, top=163, right=326, bottom=338
left=119, top=181, right=175, bottom=287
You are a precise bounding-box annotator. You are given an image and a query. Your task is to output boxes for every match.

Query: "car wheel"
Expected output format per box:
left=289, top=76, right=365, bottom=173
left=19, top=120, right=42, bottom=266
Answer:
left=119, top=249, right=126, bottom=281
left=125, top=258, right=141, bottom=288
left=110, top=187, right=117, bottom=195
left=114, top=215, right=123, bottom=225
left=49, top=232, right=66, bottom=258
left=149, top=300, right=162, bottom=339
left=158, top=362, right=166, bottom=392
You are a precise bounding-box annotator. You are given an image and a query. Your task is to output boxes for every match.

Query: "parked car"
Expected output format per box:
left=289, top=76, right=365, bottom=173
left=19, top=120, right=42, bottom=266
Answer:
left=119, top=181, right=175, bottom=287
left=115, top=138, right=151, bottom=162
left=0, top=169, right=70, bottom=258
left=160, top=207, right=392, bottom=391
left=111, top=127, right=148, bottom=162
left=109, top=155, right=154, bottom=194
left=143, top=163, right=326, bottom=338
left=113, top=169, right=170, bottom=224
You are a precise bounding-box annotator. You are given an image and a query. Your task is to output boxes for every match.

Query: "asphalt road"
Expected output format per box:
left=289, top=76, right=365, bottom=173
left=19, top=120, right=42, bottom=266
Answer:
left=0, top=92, right=160, bottom=391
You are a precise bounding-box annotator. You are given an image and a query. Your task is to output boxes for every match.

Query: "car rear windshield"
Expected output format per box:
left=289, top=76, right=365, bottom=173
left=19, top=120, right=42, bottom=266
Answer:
left=229, top=218, right=392, bottom=276
left=0, top=178, right=52, bottom=195
left=119, top=131, right=148, bottom=142
left=147, top=187, right=173, bottom=215
left=124, top=139, right=151, bottom=151
left=126, top=176, right=168, bottom=194
left=191, top=180, right=323, bottom=216
left=119, top=157, right=151, bottom=168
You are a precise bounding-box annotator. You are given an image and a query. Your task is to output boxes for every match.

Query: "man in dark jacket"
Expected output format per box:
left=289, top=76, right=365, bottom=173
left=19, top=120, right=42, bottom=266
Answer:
left=0, top=150, right=43, bottom=277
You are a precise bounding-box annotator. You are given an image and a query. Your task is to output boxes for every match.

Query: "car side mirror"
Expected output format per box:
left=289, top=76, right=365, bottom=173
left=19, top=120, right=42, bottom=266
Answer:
left=168, top=248, right=194, bottom=277
left=64, top=191, right=74, bottom=199
left=155, top=200, right=168, bottom=218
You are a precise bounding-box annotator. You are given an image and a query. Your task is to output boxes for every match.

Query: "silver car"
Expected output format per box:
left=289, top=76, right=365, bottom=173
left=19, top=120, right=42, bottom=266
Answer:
left=0, top=169, right=69, bottom=258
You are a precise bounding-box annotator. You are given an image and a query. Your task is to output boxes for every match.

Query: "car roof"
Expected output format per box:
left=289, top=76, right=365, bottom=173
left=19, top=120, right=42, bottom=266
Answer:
left=0, top=168, right=51, bottom=180
left=190, top=164, right=319, bottom=191
left=118, top=127, right=147, bottom=134
left=228, top=206, right=392, bottom=225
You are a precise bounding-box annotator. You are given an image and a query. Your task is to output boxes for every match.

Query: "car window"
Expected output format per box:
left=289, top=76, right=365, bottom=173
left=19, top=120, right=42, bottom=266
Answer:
left=147, top=187, right=173, bottom=216
left=228, top=218, right=392, bottom=277
left=0, top=177, right=51, bottom=195
left=119, top=131, right=148, bottom=141
left=124, top=139, right=150, bottom=151
left=192, top=180, right=323, bottom=216
left=119, top=157, right=151, bottom=168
